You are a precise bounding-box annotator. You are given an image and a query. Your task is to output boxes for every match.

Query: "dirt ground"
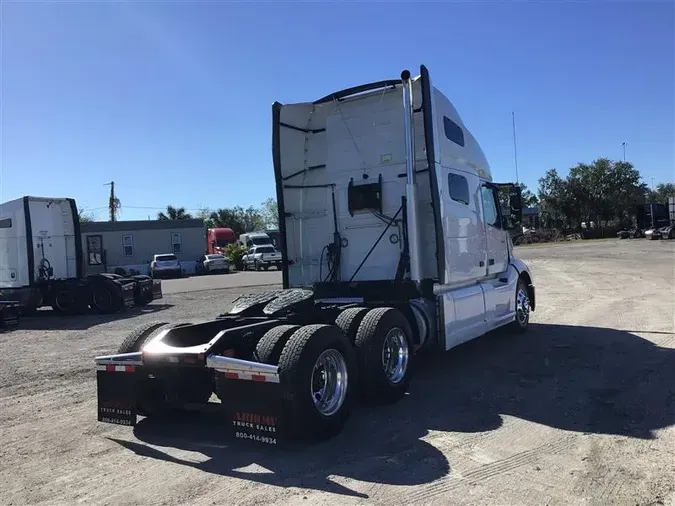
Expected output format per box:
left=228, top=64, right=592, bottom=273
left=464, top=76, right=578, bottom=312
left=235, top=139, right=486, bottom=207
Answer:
left=1, top=239, right=674, bottom=506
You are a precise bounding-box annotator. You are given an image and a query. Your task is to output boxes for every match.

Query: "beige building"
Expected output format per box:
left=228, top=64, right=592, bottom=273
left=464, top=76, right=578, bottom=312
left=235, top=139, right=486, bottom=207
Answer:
left=80, top=219, right=206, bottom=276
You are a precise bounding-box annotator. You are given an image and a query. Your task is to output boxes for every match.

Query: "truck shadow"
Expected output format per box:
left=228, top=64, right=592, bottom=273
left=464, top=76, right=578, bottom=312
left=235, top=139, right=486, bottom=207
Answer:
left=16, top=303, right=173, bottom=331
left=111, top=323, right=675, bottom=498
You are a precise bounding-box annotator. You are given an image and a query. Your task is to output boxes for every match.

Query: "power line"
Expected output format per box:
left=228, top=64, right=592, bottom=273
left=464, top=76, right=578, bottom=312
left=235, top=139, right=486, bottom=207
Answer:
left=88, top=205, right=208, bottom=212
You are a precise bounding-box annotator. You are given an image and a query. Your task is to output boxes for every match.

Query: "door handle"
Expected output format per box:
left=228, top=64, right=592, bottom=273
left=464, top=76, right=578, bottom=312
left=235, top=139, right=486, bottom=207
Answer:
left=479, top=260, right=485, bottom=267
left=488, top=259, right=495, bottom=265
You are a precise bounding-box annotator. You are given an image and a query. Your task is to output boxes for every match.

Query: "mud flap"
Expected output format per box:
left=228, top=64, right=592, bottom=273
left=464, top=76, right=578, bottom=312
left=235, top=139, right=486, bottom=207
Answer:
left=121, top=282, right=136, bottom=309
left=97, top=368, right=138, bottom=426
left=152, top=280, right=163, bottom=300
left=215, top=372, right=286, bottom=446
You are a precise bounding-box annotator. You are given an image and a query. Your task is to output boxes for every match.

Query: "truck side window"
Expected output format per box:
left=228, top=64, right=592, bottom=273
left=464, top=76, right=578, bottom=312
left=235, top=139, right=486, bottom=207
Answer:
left=480, top=186, right=500, bottom=228
left=448, top=173, right=470, bottom=205
left=0, top=217, right=11, bottom=228
left=443, top=116, right=465, bottom=147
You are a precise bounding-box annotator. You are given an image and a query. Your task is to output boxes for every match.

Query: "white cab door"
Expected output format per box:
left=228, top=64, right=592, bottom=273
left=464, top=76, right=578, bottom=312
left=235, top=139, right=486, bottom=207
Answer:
left=479, top=184, right=508, bottom=275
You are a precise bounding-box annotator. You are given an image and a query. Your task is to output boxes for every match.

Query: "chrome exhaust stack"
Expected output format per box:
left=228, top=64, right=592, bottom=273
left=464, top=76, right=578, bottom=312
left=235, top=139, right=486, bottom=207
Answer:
left=401, top=70, right=422, bottom=282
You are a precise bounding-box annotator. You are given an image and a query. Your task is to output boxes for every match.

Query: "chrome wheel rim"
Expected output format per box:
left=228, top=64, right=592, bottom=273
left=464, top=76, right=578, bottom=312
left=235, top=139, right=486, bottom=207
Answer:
left=516, top=288, right=530, bottom=325
left=311, top=349, right=348, bottom=416
left=382, top=327, right=409, bottom=384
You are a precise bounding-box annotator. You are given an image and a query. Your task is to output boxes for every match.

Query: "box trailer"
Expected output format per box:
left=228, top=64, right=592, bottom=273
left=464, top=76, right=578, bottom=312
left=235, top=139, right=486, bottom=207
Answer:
left=0, top=196, right=163, bottom=314
left=94, top=65, right=535, bottom=443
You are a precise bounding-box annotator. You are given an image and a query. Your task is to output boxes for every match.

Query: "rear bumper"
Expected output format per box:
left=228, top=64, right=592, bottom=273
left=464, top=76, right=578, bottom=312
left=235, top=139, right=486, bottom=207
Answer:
left=152, top=268, right=182, bottom=277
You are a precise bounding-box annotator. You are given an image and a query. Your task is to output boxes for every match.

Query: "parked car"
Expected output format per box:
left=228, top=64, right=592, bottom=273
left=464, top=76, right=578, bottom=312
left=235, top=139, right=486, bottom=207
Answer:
left=197, top=254, right=230, bottom=274
left=149, top=254, right=182, bottom=279
left=242, top=245, right=282, bottom=271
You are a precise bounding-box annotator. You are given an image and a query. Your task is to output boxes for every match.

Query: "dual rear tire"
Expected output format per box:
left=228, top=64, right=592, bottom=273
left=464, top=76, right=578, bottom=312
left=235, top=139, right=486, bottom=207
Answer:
left=253, top=307, right=413, bottom=441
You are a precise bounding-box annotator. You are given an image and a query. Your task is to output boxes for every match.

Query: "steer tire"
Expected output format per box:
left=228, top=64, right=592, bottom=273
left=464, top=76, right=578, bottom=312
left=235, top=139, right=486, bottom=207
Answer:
left=335, top=307, right=370, bottom=343
left=118, top=322, right=170, bottom=354
left=278, top=324, right=356, bottom=441
left=253, top=324, right=301, bottom=365
left=354, top=307, right=413, bottom=404
left=511, top=277, right=531, bottom=333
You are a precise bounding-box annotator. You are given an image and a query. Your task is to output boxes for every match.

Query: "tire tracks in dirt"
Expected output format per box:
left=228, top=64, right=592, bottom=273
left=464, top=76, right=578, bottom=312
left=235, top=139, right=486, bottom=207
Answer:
left=377, top=435, right=576, bottom=505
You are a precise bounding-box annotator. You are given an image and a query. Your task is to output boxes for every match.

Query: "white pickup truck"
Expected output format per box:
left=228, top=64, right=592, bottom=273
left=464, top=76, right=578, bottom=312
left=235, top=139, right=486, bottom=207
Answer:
left=242, top=245, right=282, bottom=271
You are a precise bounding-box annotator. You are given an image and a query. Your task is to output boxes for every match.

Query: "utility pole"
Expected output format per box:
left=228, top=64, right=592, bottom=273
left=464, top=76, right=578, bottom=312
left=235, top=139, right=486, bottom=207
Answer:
left=104, top=181, right=120, bottom=222
left=622, top=142, right=627, bottom=162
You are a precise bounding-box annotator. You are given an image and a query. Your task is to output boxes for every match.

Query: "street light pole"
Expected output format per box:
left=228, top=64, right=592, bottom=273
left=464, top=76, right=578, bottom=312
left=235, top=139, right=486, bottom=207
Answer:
left=622, top=142, right=626, bottom=162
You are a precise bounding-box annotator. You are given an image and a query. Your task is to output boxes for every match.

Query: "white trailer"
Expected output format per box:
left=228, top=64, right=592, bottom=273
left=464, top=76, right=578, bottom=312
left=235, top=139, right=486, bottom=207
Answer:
left=0, top=196, right=163, bottom=314
left=93, top=66, right=535, bottom=443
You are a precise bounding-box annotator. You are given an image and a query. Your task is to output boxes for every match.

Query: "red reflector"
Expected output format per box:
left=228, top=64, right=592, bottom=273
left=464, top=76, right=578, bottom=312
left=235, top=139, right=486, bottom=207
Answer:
left=224, top=372, right=239, bottom=380
left=125, top=365, right=136, bottom=373
left=251, top=374, right=266, bottom=382
left=197, top=353, right=205, bottom=360
left=222, top=349, right=235, bottom=357
left=183, top=356, right=197, bottom=364
left=106, top=364, right=115, bottom=372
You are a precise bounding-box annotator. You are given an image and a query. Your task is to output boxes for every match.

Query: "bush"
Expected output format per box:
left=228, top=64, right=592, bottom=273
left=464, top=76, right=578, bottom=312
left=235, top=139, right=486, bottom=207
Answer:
left=225, top=243, right=247, bottom=270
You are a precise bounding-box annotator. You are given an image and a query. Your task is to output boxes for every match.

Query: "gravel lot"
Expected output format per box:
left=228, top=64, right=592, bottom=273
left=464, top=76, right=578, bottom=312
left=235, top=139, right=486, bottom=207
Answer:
left=2, top=239, right=674, bottom=506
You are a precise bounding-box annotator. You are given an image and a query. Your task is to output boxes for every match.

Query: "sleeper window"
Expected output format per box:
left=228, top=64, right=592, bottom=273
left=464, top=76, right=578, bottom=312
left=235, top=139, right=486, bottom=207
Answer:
left=481, top=186, right=500, bottom=227
left=443, top=116, right=465, bottom=147
left=448, top=173, right=470, bottom=205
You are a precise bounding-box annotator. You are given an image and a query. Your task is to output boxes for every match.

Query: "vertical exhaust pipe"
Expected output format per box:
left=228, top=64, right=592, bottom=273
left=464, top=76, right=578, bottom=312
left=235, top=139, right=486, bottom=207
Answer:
left=401, top=70, right=422, bottom=282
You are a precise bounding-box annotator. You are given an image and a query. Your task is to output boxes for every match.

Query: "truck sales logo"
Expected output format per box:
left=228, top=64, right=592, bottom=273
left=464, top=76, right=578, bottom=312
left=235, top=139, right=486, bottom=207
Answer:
left=233, top=411, right=277, bottom=426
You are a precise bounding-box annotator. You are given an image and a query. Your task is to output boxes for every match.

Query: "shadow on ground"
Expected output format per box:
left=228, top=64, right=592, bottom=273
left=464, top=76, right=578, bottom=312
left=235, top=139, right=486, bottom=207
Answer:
left=111, top=323, right=675, bottom=498
left=16, top=303, right=173, bottom=331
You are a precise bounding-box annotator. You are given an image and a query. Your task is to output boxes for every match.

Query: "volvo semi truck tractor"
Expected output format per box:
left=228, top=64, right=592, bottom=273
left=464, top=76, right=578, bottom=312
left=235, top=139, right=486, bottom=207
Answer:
left=94, top=65, right=535, bottom=443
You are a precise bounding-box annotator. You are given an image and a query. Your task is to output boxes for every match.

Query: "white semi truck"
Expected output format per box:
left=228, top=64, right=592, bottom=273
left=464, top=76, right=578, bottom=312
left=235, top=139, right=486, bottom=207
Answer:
left=94, top=65, right=535, bottom=443
left=0, top=196, right=163, bottom=315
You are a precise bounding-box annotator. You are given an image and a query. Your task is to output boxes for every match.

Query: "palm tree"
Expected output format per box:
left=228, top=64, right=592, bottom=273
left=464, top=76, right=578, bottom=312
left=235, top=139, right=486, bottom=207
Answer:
left=157, top=205, right=193, bottom=220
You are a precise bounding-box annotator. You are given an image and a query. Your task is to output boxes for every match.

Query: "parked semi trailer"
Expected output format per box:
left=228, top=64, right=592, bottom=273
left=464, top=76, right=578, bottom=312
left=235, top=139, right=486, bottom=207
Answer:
left=0, top=196, right=163, bottom=315
left=94, top=66, right=536, bottom=443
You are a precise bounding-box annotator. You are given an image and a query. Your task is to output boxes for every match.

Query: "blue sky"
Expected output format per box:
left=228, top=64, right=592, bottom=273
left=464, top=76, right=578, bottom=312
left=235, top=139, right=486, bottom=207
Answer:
left=2, top=1, right=673, bottom=221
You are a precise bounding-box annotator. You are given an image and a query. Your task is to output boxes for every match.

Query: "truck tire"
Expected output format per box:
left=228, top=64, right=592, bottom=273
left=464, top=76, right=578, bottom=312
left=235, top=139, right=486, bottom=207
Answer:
left=91, top=281, right=121, bottom=314
left=117, top=322, right=170, bottom=353
left=354, top=307, right=413, bottom=404
left=51, top=285, right=89, bottom=315
left=278, top=324, right=356, bottom=441
left=511, top=277, right=531, bottom=333
left=253, top=324, right=301, bottom=364
left=335, top=307, right=370, bottom=343
left=51, top=287, right=76, bottom=314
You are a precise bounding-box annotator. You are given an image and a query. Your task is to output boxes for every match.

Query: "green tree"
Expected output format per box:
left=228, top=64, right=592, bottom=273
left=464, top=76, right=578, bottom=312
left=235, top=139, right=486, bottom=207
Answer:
left=537, top=159, right=646, bottom=230
left=260, top=197, right=279, bottom=228
left=157, top=205, right=193, bottom=220
left=196, top=206, right=215, bottom=228
left=519, top=183, right=539, bottom=207
left=647, top=182, right=675, bottom=204
left=209, top=206, right=264, bottom=236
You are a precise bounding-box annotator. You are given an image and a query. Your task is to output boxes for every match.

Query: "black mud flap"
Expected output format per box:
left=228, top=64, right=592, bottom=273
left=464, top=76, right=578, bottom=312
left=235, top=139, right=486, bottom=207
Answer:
left=152, top=280, right=163, bottom=300
left=121, top=282, right=136, bottom=309
left=97, top=368, right=138, bottom=426
left=0, top=303, right=20, bottom=329
left=215, top=372, right=286, bottom=447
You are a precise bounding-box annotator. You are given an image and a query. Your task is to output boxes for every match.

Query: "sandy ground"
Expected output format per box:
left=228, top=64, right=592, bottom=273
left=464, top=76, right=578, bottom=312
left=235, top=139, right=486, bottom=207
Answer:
left=1, top=239, right=674, bottom=506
